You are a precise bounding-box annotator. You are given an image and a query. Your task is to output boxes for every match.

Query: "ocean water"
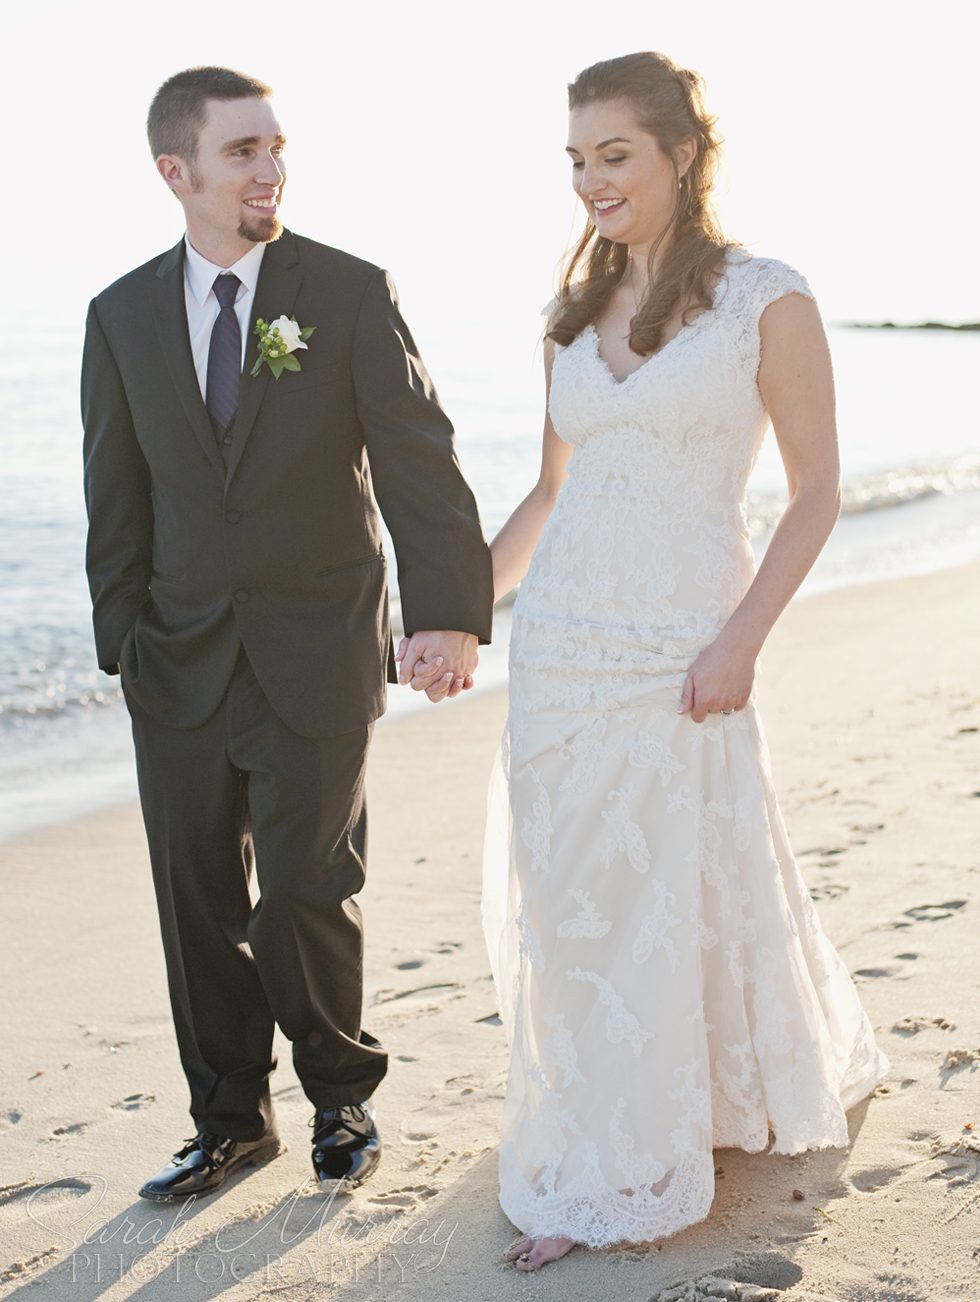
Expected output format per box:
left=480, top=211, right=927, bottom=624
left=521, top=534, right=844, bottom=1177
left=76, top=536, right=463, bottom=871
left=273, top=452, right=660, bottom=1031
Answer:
left=1, top=323, right=977, bottom=842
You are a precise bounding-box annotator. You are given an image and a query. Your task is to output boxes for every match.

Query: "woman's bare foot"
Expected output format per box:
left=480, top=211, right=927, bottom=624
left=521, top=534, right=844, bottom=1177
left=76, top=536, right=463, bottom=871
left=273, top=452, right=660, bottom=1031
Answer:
left=503, top=1232, right=576, bottom=1271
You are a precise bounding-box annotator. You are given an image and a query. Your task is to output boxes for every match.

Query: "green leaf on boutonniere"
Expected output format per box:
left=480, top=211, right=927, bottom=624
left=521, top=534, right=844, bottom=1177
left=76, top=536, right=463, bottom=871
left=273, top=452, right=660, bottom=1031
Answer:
left=251, top=315, right=317, bottom=380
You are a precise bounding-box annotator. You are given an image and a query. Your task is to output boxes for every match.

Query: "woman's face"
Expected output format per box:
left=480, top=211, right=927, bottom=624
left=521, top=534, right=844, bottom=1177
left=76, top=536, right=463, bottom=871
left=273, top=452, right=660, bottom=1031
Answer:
left=567, top=99, right=683, bottom=250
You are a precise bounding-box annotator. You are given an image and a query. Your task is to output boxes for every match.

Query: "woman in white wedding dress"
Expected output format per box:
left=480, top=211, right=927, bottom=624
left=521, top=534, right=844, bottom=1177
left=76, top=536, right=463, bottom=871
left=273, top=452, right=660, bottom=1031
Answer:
left=477, top=52, right=889, bottom=1271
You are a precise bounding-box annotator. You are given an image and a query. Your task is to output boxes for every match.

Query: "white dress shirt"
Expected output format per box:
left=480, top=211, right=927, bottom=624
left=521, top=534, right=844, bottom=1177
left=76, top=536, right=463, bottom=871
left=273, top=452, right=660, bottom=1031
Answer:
left=183, top=235, right=267, bottom=401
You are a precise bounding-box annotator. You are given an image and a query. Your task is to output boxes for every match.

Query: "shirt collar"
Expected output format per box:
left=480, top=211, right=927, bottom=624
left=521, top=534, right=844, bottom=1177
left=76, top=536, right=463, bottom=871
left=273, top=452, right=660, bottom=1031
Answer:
left=183, top=235, right=267, bottom=307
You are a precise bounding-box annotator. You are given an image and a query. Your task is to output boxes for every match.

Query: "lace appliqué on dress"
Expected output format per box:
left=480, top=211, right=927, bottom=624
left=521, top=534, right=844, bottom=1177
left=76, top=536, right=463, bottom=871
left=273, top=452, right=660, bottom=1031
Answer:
left=482, top=252, right=888, bottom=1249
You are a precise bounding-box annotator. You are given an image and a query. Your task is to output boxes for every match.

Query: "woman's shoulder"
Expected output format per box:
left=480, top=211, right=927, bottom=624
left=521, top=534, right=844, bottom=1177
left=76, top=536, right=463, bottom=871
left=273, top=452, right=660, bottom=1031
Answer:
left=540, top=287, right=590, bottom=353
left=541, top=283, right=589, bottom=317
left=721, top=248, right=815, bottom=306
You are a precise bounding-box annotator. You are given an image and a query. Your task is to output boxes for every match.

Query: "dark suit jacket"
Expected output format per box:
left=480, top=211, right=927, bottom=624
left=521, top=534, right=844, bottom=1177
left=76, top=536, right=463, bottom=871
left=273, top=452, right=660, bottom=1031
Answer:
left=81, top=229, right=494, bottom=738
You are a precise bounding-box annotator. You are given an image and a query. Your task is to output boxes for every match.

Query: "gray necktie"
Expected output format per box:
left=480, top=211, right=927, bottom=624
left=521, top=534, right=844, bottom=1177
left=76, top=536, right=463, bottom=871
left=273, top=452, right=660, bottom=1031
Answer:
left=205, top=273, right=242, bottom=434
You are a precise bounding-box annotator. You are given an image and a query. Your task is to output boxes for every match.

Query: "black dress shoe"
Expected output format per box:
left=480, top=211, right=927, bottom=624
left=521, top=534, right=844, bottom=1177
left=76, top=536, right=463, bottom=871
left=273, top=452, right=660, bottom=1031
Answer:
left=310, top=1102, right=380, bottom=1189
left=138, top=1128, right=285, bottom=1202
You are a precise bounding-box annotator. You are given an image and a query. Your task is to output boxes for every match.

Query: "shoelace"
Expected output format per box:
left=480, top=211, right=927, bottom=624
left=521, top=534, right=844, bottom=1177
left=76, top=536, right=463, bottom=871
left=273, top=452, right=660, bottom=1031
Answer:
left=174, top=1131, right=227, bottom=1168
left=308, top=1105, right=368, bottom=1143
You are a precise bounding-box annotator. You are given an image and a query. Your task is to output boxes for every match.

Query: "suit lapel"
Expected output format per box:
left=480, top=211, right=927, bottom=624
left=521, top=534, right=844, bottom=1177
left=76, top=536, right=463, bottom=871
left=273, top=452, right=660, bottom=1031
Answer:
left=225, top=229, right=303, bottom=485
left=151, top=239, right=227, bottom=478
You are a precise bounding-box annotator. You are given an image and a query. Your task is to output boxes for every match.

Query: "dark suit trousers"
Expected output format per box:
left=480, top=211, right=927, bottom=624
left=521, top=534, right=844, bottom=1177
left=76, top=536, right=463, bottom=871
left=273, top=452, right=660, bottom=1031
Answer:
left=126, top=646, right=387, bottom=1140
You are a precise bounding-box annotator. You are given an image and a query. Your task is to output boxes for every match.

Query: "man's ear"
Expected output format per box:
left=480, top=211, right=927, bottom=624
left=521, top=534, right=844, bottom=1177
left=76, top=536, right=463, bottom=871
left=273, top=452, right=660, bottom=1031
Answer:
left=156, top=153, right=193, bottom=198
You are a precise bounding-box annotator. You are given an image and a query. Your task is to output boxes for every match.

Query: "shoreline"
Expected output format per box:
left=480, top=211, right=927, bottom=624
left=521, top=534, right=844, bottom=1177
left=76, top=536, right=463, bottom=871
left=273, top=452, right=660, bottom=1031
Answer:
left=1, top=557, right=978, bottom=1299
left=4, top=540, right=980, bottom=850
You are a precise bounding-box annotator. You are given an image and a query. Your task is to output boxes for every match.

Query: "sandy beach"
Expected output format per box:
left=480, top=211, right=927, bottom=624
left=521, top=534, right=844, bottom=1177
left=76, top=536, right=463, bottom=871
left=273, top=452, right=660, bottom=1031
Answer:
left=1, top=559, right=978, bottom=1302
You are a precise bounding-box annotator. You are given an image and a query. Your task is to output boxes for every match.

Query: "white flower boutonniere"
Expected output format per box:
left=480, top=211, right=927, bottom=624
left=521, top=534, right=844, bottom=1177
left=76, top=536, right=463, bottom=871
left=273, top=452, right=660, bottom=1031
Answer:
left=251, top=315, right=317, bottom=379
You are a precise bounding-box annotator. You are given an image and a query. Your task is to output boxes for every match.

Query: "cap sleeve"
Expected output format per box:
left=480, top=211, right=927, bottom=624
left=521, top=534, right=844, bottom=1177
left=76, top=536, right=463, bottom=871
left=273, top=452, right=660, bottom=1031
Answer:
left=723, top=255, right=817, bottom=377
left=542, top=295, right=559, bottom=317
left=751, top=258, right=815, bottom=318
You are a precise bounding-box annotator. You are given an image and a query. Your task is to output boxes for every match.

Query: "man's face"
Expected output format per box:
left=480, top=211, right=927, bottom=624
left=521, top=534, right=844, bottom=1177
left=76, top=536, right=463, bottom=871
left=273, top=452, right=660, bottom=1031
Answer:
left=163, top=96, right=286, bottom=245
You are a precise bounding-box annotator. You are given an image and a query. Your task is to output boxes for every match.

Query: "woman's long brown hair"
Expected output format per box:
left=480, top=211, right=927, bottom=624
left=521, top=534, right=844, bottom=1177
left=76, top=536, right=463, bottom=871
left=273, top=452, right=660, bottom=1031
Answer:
left=548, top=52, right=738, bottom=355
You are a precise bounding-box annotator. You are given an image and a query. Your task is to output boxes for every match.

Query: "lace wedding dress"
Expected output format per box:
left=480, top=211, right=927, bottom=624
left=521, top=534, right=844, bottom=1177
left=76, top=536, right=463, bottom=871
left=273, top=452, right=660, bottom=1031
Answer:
left=481, top=252, right=888, bottom=1249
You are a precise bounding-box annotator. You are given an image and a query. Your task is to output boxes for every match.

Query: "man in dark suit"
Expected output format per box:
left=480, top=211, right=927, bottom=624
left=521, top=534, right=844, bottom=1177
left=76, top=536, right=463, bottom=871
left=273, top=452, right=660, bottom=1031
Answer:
left=81, top=66, right=493, bottom=1202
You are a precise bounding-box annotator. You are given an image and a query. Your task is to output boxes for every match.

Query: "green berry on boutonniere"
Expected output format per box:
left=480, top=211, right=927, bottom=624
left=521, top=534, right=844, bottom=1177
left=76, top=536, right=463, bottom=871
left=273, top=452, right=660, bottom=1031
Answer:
left=251, top=315, right=317, bottom=379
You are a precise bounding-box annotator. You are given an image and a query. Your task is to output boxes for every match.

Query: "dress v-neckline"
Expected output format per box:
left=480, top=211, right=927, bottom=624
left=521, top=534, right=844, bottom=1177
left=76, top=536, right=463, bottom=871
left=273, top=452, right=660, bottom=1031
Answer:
left=584, top=259, right=729, bottom=387
left=585, top=317, right=703, bottom=388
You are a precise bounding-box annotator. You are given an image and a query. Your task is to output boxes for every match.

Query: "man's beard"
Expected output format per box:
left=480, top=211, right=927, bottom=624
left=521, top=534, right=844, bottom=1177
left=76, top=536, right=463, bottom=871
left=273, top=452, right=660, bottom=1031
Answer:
left=187, top=163, right=284, bottom=243
left=238, top=211, right=283, bottom=243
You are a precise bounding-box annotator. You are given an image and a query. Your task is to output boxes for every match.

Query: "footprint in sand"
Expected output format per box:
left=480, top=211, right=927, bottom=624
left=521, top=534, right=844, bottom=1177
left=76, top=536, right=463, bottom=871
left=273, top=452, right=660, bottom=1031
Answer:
left=47, top=1122, right=88, bottom=1140
left=853, top=966, right=902, bottom=980
left=110, top=1092, right=156, bottom=1112
left=0, top=1176, right=101, bottom=1209
left=392, top=941, right=463, bottom=972
left=800, top=846, right=848, bottom=870
left=940, top=1048, right=980, bottom=1088
left=808, top=882, right=850, bottom=902
left=653, top=1252, right=804, bottom=1300
left=933, top=1133, right=980, bottom=1154
left=892, top=1016, right=956, bottom=1036
left=654, top=1278, right=784, bottom=1300
left=368, top=1184, right=438, bottom=1209
left=930, top=1132, right=980, bottom=1186
left=850, top=1165, right=906, bottom=1193
left=440, top=1073, right=482, bottom=1097
left=372, top=983, right=461, bottom=1006
left=0, top=1246, right=62, bottom=1287
left=904, top=901, right=968, bottom=922
left=0, top=1182, right=36, bottom=1208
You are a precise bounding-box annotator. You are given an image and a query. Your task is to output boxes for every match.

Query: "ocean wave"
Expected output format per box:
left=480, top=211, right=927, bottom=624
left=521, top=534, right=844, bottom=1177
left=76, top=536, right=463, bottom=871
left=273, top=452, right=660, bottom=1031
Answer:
left=745, top=452, right=980, bottom=535
left=0, top=683, right=123, bottom=726
left=3, top=453, right=978, bottom=725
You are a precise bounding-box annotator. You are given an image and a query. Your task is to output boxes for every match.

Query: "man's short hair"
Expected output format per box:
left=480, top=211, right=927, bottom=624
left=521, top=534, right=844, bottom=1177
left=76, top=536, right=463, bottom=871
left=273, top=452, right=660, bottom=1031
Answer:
left=147, top=66, right=272, bottom=161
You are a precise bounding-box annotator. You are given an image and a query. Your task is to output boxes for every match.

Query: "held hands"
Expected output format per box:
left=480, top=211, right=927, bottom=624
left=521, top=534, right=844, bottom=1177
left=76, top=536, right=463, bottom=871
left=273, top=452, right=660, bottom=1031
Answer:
left=678, top=633, right=757, bottom=724
left=395, top=630, right=478, bottom=704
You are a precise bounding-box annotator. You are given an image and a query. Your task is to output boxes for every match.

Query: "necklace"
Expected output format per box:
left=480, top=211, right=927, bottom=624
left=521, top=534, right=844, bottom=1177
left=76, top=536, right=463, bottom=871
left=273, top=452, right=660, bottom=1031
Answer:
left=624, top=251, right=649, bottom=313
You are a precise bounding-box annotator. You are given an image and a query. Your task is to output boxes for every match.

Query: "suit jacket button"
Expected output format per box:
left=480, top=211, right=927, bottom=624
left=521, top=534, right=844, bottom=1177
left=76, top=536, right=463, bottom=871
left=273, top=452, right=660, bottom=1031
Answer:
left=222, top=435, right=233, bottom=446
left=234, top=588, right=250, bottom=602
left=226, top=509, right=242, bottom=524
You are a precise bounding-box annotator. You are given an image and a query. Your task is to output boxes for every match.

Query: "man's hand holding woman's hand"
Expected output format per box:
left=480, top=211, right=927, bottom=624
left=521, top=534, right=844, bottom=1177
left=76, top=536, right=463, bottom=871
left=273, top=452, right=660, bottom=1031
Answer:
left=395, top=630, right=478, bottom=703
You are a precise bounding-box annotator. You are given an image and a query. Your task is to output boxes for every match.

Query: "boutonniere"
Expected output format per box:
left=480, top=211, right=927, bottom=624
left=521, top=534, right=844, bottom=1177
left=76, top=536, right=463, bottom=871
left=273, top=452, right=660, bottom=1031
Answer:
left=251, top=315, right=317, bottom=379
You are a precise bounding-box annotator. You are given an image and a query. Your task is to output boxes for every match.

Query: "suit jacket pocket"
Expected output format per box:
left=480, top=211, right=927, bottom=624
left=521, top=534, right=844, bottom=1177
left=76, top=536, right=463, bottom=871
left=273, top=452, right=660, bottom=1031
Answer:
left=117, top=615, right=142, bottom=702
left=268, top=361, right=334, bottom=398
